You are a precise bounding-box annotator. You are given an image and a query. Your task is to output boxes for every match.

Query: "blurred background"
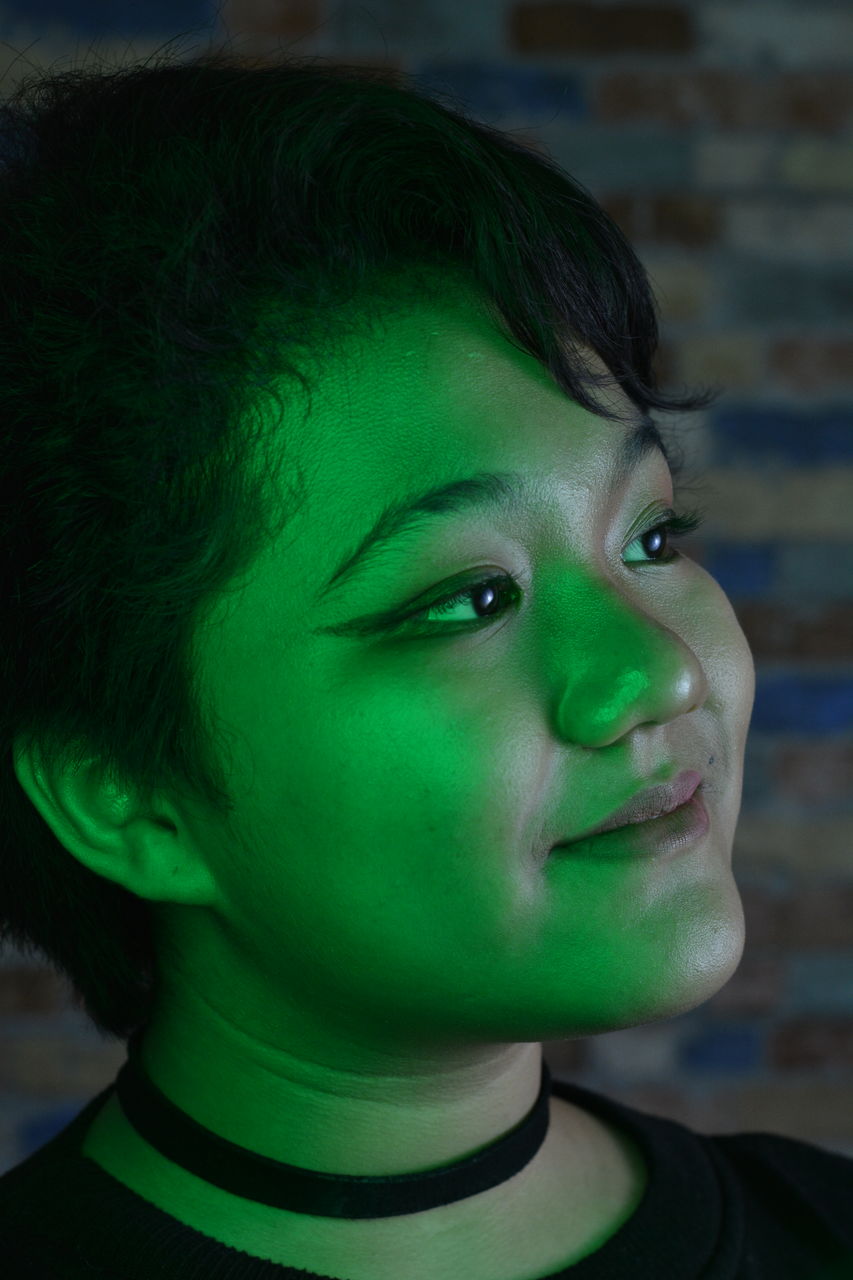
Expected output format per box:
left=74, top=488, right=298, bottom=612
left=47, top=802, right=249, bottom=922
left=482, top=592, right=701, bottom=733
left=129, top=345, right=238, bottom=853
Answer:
left=0, top=0, right=851, bottom=1173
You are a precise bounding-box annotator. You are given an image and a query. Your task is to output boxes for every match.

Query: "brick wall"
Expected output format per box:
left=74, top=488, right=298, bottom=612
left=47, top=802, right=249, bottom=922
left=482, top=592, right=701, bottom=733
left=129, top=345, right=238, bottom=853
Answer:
left=1, top=0, right=851, bottom=1173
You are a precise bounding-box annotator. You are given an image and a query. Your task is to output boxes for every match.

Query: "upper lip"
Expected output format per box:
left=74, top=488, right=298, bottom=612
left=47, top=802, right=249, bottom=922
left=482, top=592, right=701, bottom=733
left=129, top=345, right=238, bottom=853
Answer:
left=554, top=769, right=703, bottom=846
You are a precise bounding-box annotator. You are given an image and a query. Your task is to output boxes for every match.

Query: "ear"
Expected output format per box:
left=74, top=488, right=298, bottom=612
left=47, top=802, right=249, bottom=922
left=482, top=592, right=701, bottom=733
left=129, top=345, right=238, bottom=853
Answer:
left=11, top=736, right=219, bottom=906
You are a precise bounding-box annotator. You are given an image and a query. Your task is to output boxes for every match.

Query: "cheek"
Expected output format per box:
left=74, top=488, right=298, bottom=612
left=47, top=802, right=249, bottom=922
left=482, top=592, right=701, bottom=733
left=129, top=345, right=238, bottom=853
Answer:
left=230, top=694, right=481, bottom=899
left=691, top=571, right=756, bottom=727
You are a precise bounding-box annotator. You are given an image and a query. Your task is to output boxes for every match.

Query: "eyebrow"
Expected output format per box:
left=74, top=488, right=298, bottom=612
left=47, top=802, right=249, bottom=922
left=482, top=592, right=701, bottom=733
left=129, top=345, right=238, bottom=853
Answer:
left=316, top=413, right=671, bottom=604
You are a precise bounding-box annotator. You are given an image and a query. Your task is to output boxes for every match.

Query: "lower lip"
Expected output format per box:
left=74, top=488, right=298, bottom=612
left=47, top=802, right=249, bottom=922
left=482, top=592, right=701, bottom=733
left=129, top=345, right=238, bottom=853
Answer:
left=553, top=788, right=711, bottom=861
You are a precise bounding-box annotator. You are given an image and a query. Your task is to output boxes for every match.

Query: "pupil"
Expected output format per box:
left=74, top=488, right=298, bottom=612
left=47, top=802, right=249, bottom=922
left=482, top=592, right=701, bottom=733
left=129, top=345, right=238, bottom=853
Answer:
left=646, top=527, right=665, bottom=556
left=475, top=584, right=498, bottom=616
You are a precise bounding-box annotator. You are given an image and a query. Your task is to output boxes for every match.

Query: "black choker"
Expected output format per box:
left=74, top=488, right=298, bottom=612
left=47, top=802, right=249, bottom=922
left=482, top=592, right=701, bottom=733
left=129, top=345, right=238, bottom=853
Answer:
left=113, top=1030, right=552, bottom=1219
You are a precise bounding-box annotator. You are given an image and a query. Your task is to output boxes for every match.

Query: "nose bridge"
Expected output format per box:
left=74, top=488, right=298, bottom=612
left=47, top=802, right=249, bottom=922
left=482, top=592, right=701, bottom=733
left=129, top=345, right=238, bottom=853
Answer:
left=541, top=573, right=708, bottom=745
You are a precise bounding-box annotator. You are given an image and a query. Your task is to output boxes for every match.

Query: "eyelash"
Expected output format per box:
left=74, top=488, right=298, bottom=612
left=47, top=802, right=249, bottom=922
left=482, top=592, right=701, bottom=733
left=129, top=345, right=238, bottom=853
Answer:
left=393, top=507, right=706, bottom=635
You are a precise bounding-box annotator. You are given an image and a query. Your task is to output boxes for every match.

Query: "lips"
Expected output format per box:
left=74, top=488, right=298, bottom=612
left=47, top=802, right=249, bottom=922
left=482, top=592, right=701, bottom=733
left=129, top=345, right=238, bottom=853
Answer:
left=554, top=769, right=703, bottom=846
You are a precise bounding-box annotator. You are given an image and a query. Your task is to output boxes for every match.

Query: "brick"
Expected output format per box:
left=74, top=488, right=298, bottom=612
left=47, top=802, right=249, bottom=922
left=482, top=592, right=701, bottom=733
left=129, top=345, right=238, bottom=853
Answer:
left=733, top=814, right=852, bottom=875
left=703, top=544, right=777, bottom=599
left=217, top=0, right=323, bottom=40
left=729, top=260, right=853, bottom=325
left=677, top=333, right=765, bottom=391
left=775, top=743, right=853, bottom=805
left=726, top=200, right=853, bottom=262
left=782, top=72, right=853, bottom=134
left=693, top=1078, right=853, bottom=1145
left=639, top=255, right=714, bottom=322
left=650, top=194, right=722, bottom=246
left=737, top=883, right=793, bottom=949
left=308, top=0, right=494, bottom=53
left=651, top=339, right=680, bottom=391
left=778, top=545, right=853, bottom=604
left=680, top=1025, right=764, bottom=1074
left=588, top=1026, right=680, bottom=1081
left=698, top=468, right=853, bottom=539
left=417, top=62, right=586, bottom=120
left=734, top=600, right=853, bottom=662
left=596, top=70, right=853, bottom=134
left=509, top=3, right=696, bottom=55
left=779, top=884, right=853, bottom=949
left=711, top=405, right=853, bottom=466
left=0, top=966, right=69, bottom=1016
left=786, top=954, right=853, bottom=1014
left=598, top=193, right=648, bottom=242
left=751, top=673, right=853, bottom=734
left=695, top=138, right=776, bottom=190
left=700, top=6, right=853, bottom=71
left=782, top=140, right=853, bottom=192
left=597, top=68, right=726, bottom=129
left=769, top=338, right=853, bottom=392
left=770, top=1018, right=853, bottom=1070
left=0, top=1034, right=125, bottom=1098
left=546, top=123, right=692, bottom=188
left=706, top=950, right=785, bottom=1016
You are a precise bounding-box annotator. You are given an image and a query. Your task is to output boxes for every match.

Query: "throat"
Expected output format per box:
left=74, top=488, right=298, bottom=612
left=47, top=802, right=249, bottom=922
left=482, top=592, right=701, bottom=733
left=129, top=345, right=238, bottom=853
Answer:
left=80, top=1089, right=646, bottom=1278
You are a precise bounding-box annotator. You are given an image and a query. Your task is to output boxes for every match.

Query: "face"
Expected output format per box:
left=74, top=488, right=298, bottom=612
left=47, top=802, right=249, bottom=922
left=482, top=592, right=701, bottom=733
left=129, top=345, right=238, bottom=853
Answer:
left=147, top=282, right=755, bottom=1070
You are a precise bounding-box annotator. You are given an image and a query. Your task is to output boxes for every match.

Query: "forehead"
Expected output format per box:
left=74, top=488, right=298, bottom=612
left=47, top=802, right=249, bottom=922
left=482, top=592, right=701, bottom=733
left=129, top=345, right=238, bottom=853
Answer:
left=292, top=289, right=632, bottom=507
left=199, top=291, right=660, bottom=661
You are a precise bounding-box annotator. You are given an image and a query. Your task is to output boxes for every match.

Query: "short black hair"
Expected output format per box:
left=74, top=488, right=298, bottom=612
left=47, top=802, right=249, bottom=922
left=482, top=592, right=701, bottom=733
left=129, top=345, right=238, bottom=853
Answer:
left=0, top=42, right=719, bottom=1043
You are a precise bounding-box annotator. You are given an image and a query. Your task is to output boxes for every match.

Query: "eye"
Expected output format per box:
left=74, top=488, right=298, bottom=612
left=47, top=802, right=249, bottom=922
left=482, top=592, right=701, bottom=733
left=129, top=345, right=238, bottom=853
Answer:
left=391, top=506, right=706, bottom=635
left=623, top=506, right=706, bottom=565
left=403, top=573, right=522, bottom=631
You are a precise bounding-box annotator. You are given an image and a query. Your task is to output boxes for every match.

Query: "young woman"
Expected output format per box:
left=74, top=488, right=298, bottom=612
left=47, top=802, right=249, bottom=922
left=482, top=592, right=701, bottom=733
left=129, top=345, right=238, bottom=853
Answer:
left=2, top=45, right=849, bottom=1280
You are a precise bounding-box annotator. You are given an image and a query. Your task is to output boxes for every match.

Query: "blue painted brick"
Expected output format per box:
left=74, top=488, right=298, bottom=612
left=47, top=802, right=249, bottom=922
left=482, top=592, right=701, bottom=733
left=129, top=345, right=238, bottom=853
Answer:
left=778, top=546, right=853, bottom=603
left=704, top=544, right=778, bottom=598
left=711, top=405, right=853, bottom=467
left=740, top=737, right=775, bottom=808
left=414, top=61, right=586, bottom=121
left=551, top=126, right=692, bottom=190
left=1, top=1, right=214, bottom=38
left=752, top=675, right=853, bottom=734
left=680, top=1025, right=763, bottom=1074
left=785, top=954, right=853, bottom=1015
left=729, top=261, right=853, bottom=327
